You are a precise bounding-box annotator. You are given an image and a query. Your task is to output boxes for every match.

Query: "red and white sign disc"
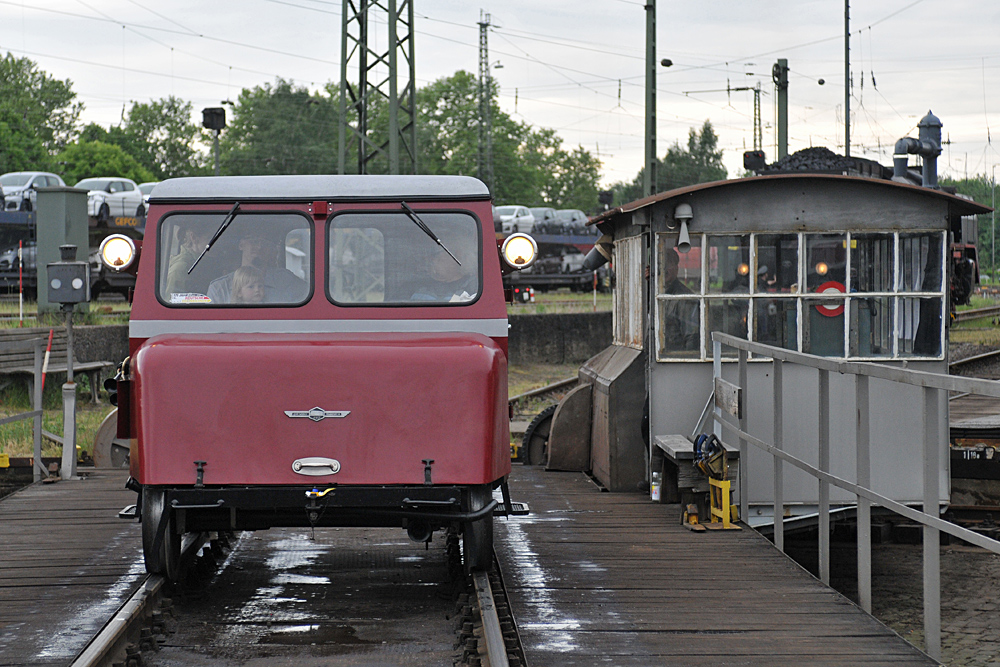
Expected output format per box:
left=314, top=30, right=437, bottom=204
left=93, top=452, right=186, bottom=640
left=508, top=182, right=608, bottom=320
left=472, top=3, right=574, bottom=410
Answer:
left=815, top=281, right=845, bottom=317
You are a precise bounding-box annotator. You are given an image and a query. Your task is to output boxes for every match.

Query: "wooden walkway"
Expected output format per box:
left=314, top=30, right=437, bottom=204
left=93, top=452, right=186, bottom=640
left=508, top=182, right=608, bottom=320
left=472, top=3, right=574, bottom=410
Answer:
left=0, top=469, right=142, bottom=666
left=495, top=465, right=937, bottom=666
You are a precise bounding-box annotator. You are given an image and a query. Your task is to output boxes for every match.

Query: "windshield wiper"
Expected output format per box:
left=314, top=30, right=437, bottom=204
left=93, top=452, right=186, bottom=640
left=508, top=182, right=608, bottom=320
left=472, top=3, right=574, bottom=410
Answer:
left=187, top=202, right=241, bottom=275
left=400, top=201, right=461, bottom=266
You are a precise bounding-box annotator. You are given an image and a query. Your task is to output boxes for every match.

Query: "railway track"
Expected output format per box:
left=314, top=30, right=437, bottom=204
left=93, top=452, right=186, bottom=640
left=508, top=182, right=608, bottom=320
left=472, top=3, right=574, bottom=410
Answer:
left=949, top=347, right=1000, bottom=375
left=953, top=304, right=1000, bottom=323
left=69, top=527, right=523, bottom=667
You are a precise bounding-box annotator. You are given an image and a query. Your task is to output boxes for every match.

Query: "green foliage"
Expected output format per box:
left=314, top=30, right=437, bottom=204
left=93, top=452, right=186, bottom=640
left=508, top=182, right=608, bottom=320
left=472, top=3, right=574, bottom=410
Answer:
left=415, top=71, right=602, bottom=212
left=612, top=120, right=727, bottom=206
left=220, top=79, right=340, bottom=175
left=83, top=97, right=207, bottom=179
left=0, top=53, right=81, bottom=169
left=0, top=108, right=52, bottom=172
left=56, top=141, right=156, bottom=185
left=940, top=175, right=997, bottom=273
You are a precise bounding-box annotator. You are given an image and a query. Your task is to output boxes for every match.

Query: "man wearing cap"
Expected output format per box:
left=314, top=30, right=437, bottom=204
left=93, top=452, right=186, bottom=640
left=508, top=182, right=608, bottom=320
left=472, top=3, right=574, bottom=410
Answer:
left=206, top=230, right=307, bottom=304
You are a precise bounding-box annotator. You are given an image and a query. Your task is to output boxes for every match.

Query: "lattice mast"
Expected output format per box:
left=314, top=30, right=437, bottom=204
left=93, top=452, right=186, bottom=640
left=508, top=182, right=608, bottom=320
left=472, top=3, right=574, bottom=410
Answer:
left=338, top=0, right=417, bottom=175
left=477, top=11, right=494, bottom=191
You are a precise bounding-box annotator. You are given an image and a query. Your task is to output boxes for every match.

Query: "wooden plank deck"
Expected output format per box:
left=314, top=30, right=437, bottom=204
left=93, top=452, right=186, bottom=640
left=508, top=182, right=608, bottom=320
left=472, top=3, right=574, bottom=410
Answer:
left=496, top=465, right=937, bottom=666
left=0, top=469, right=143, bottom=666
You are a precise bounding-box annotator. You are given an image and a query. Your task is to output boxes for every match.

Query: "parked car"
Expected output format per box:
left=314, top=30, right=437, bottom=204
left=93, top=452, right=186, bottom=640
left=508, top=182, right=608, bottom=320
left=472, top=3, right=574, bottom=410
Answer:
left=0, top=172, right=66, bottom=211
left=76, top=177, right=145, bottom=223
left=555, top=209, right=588, bottom=224
left=495, top=205, right=536, bottom=234
left=530, top=207, right=558, bottom=224
left=138, top=181, right=159, bottom=218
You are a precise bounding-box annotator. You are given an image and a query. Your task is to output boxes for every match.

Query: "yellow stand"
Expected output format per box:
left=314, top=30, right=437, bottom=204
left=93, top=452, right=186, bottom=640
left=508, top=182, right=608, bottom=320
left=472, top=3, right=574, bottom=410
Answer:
left=706, top=477, right=741, bottom=530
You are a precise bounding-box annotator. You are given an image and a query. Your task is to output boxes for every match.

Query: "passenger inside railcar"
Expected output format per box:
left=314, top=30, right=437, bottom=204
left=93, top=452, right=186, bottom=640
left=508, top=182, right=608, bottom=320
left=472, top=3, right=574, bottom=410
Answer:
left=158, top=213, right=310, bottom=306
left=328, top=210, right=481, bottom=304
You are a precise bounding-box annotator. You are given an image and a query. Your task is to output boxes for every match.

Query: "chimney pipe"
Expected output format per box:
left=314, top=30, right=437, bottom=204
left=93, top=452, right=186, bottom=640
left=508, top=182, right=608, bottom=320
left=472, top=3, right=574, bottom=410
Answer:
left=892, top=110, right=943, bottom=189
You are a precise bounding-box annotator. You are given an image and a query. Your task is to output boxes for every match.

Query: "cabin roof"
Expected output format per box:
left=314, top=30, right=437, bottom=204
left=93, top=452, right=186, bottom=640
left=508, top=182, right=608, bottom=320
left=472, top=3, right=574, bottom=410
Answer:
left=150, top=175, right=491, bottom=203
left=590, top=173, right=992, bottom=226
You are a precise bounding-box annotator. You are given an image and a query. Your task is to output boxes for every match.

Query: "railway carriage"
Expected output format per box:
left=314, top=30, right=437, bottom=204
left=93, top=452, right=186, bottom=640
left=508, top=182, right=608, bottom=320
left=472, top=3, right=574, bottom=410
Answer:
left=100, top=175, right=537, bottom=579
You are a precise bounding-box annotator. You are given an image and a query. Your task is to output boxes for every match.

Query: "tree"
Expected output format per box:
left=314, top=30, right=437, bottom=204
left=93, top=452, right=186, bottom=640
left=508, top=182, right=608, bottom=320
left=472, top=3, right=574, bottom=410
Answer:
left=220, top=79, right=340, bottom=175
left=941, top=175, right=996, bottom=275
left=56, top=141, right=155, bottom=185
left=613, top=120, right=728, bottom=205
left=0, top=53, right=82, bottom=169
left=415, top=71, right=602, bottom=210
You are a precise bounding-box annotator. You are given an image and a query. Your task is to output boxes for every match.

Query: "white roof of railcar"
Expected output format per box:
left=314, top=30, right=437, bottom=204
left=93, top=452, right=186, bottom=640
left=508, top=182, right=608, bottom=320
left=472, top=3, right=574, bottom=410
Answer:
left=150, top=175, right=491, bottom=203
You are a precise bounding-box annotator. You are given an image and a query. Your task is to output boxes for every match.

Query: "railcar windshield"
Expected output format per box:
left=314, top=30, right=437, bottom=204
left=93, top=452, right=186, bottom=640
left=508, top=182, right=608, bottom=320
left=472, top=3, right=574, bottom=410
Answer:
left=328, top=211, right=480, bottom=305
left=157, top=212, right=312, bottom=306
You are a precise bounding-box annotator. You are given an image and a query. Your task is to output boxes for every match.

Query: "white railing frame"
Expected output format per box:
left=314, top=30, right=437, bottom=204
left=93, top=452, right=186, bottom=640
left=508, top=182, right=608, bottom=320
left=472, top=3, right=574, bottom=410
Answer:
left=0, top=339, right=45, bottom=481
left=712, top=331, right=1000, bottom=662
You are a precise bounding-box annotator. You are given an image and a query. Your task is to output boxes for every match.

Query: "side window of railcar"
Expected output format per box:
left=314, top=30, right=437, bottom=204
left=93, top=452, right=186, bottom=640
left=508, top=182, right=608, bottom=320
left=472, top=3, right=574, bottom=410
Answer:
left=653, top=230, right=945, bottom=362
left=328, top=211, right=481, bottom=305
left=158, top=213, right=312, bottom=306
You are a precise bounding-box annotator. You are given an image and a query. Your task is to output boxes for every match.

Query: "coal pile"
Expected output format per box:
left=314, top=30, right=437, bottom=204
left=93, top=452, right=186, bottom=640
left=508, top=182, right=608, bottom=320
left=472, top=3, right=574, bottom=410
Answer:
left=760, top=147, right=859, bottom=173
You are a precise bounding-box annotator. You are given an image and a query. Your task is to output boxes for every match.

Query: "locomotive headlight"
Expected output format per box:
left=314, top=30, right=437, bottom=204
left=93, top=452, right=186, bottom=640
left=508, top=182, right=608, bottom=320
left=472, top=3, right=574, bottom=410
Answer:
left=501, top=233, right=538, bottom=270
left=99, top=234, right=136, bottom=271
left=737, top=263, right=750, bottom=276
left=815, top=261, right=829, bottom=276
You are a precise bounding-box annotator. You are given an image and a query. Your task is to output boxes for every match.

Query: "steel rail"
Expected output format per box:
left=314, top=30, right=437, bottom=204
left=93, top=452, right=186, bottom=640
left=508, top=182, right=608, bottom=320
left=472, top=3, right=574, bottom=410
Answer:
left=509, top=376, right=577, bottom=404
left=949, top=347, right=1000, bottom=371
left=953, top=304, right=1000, bottom=323
left=472, top=569, right=510, bottom=667
left=69, top=574, right=163, bottom=667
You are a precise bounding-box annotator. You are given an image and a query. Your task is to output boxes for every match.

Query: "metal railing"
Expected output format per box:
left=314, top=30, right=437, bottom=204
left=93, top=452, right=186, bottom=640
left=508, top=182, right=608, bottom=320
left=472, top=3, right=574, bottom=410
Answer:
left=0, top=338, right=45, bottom=481
left=711, top=332, right=1000, bottom=662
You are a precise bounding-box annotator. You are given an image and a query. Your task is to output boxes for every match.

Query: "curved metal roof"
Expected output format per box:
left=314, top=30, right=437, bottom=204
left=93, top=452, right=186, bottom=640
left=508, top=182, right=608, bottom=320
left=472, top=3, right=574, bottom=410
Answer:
left=150, top=174, right=491, bottom=203
left=589, top=173, right=992, bottom=225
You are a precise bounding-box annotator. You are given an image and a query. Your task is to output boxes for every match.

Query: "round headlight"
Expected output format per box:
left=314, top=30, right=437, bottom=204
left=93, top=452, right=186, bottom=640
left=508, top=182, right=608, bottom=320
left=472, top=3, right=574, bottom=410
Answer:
left=99, top=234, right=136, bottom=271
left=501, top=233, right=538, bottom=270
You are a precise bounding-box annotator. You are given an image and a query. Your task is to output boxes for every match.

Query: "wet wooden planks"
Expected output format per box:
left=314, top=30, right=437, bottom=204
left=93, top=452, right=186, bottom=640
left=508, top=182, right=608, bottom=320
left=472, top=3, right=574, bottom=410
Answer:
left=495, top=465, right=937, bottom=666
left=0, top=469, right=144, bottom=666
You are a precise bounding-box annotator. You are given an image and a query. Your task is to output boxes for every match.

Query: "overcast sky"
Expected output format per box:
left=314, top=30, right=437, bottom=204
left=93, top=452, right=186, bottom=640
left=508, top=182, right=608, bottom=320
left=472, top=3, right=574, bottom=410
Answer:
left=1, top=0, right=997, bottom=191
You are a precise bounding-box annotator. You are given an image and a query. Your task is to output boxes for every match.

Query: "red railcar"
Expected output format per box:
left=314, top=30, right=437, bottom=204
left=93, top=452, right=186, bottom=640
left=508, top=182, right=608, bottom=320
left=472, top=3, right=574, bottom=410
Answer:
left=101, top=175, right=536, bottom=579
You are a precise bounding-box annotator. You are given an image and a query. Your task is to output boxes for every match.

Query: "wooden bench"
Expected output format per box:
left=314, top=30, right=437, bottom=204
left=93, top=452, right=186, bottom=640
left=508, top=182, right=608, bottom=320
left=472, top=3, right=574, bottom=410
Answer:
left=0, top=331, right=114, bottom=404
left=651, top=434, right=740, bottom=504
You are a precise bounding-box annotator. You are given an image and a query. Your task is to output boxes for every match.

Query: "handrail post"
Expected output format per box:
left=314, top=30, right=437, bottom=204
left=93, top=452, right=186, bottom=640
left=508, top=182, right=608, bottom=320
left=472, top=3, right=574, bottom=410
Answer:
left=32, top=340, right=44, bottom=482
left=712, top=339, right=722, bottom=441
left=923, top=385, right=941, bottom=660
left=738, top=348, right=749, bottom=525
left=818, top=368, right=830, bottom=585
left=772, top=358, right=784, bottom=553
left=856, top=374, right=871, bottom=613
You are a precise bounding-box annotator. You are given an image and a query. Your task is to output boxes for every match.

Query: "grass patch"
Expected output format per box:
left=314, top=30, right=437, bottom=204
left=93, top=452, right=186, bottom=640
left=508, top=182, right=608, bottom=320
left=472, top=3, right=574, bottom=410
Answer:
left=508, top=289, right=611, bottom=315
left=0, top=299, right=131, bottom=329
left=0, top=379, right=114, bottom=458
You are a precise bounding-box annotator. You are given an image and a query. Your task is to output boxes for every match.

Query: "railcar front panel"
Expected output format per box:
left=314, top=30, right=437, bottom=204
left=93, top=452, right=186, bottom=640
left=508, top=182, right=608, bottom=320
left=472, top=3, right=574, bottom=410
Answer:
left=131, top=332, right=508, bottom=487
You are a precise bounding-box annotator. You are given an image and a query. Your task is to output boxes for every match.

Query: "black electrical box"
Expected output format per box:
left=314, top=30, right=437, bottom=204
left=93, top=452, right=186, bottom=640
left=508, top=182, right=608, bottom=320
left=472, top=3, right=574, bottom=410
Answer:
left=48, top=245, right=90, bottom=304
left=743, top=150, right=766, bottom=171
left=202, top=107, right=226, bottom=131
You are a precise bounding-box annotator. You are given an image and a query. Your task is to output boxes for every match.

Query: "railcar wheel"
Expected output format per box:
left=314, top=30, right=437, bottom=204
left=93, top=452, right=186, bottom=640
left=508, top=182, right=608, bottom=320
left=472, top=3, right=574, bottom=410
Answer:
left=141, top=487, right=181, bottom=581
left=463, top=485, right=494, bottom=573
left=522, top=404, right=557, bottom=466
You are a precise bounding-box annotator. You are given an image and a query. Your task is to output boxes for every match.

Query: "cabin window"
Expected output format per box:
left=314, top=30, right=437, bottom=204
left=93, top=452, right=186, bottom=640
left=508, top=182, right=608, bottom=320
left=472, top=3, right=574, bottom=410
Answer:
left=613, top=236, right=645, bottom=349
left=654, top=230, right=945, bottom=361
left=327, top=211, right=480, bottom=305
left=157, top=212, right=312, bottom=307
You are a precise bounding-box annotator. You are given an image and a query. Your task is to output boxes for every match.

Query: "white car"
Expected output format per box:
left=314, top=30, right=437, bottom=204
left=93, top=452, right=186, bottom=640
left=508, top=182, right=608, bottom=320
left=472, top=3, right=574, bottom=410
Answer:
left=495, top=205, right=536, bottom=234
left=76, top=177, right=145, bottom=222
left=0, top=172, right=66, bottom=211
left=138, top=181, right=159, bottom=218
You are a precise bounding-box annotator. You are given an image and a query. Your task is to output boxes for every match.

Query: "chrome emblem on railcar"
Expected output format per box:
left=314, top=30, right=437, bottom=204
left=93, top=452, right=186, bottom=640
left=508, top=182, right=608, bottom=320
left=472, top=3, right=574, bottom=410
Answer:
left=284, top=407, right=351, bottom=422
left=292, top=457, right=341, bottom=476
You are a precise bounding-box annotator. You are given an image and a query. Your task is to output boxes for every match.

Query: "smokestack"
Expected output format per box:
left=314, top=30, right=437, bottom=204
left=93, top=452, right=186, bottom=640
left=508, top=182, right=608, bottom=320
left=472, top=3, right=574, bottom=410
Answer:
left=892, top=110, right=943, bottom=189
